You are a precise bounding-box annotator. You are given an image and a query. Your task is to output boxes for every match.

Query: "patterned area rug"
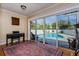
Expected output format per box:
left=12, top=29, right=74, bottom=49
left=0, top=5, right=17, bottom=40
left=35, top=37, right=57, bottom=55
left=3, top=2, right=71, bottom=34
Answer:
left=3, top=41, right=63, bottom=56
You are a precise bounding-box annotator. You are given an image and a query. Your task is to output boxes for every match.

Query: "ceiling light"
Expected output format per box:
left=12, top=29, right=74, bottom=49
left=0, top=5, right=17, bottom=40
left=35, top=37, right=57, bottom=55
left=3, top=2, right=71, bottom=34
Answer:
left=20, top=5, right=27, bottom=10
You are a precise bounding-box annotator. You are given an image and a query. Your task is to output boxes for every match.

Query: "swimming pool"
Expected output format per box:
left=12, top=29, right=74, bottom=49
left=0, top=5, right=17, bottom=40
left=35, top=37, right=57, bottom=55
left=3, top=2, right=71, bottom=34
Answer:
left=37, top=33, right=68, bottom=48
left=38, top=33, right=64, bottom=40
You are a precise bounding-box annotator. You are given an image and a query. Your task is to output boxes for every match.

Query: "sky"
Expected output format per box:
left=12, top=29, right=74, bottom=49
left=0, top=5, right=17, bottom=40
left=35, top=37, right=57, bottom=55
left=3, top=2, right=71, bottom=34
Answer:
left=32, top=15, right=77, bottom=25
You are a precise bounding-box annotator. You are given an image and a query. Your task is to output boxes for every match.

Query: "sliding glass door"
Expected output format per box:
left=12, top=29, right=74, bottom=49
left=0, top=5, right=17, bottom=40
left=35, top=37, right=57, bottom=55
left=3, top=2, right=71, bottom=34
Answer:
left=36, top=18, right=44, bottom=43
left=30, top=20, right=36, bottom=40
left=45, top=16, right=57, bottom=46
left=68, top=14, right=77, bottom=49
left=30, top=11, right=77, bottom=50
left=57, top=15, right=69, bottom=48
left=57, top=13, right=77, bottom=48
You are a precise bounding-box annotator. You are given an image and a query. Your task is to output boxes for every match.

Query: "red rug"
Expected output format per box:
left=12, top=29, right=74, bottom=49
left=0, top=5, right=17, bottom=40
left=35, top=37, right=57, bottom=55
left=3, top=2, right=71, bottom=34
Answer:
left=3, top=41, right=63, bottom=56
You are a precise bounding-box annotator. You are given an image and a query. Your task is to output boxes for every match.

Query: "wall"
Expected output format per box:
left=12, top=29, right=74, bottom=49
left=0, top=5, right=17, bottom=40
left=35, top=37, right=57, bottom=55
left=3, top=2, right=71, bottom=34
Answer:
left=0, top=9, right=28, bottom=45
left=0, top=9, right=1, bottom=40
left=28, top=3, right=79, bottom=40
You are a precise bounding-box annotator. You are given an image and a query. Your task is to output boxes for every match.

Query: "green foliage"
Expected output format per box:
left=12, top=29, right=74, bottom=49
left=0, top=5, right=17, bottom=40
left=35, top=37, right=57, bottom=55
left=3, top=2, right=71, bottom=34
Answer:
left=37, top=24, right=43, bottom=30
left=31, top=19, right=74, bottom=30
left=58, top=20, right=74, bottom=29
left=31, top=21, right=36, bottom=30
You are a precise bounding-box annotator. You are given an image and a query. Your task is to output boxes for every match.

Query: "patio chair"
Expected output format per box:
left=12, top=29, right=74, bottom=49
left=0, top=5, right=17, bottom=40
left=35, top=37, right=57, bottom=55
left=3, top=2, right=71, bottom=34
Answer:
left=67, top=38, right=79, bottom=56
left=75, top=49, right=79, bottom=56
left=30, top=32, right=35, bottom=40
left=67, top=38, right=76, bottom=50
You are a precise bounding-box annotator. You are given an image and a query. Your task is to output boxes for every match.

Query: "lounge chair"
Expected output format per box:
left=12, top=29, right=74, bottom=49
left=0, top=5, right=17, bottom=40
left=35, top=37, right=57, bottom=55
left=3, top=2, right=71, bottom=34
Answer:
left=67, top=38, right=76, bottom=50
left=67, top=38, right=79, bottom=56
left=30, top=32, right=35, bottom=40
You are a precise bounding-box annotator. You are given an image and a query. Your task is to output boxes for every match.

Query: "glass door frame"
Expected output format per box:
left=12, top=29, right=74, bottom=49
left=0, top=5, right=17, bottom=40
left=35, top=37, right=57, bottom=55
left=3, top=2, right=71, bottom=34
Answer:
left=35, top=18, right=45, bottom=44
left=29, top=16, right=62, bottom=47
left=29, top=10, right=78, bottom=49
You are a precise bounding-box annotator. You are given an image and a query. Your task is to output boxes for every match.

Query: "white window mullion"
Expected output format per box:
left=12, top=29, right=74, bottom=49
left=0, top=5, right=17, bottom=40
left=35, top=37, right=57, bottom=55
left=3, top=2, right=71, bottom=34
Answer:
left=35, top=20, right=37, bottom=42
left=56, top=16, right=58, bottom=47
left=43, top=18, right=45, bottom=44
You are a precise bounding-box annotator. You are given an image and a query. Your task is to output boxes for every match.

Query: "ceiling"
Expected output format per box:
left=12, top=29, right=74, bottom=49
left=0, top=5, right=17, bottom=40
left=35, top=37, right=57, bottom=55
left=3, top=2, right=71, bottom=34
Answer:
left=0, top=3, right=54, bottom=16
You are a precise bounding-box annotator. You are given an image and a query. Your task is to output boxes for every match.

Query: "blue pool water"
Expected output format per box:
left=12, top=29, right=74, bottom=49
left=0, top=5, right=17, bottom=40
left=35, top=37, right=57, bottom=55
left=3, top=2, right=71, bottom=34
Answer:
left=37, top=33, right=68, bottom=48
left=38, top=33, right=64, bottom=40
left=47, top=33, right=64, bottom=39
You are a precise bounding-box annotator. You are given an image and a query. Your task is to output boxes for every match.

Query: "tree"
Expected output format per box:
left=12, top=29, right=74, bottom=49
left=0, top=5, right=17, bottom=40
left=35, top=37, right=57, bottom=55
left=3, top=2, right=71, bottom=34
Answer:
left=30, top=21, right=36, bottom=30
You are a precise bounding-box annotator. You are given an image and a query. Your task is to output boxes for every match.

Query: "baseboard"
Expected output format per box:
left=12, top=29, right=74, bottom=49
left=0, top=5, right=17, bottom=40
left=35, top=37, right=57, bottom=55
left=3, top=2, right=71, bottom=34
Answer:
left=0, top=40, right=6, bottom=45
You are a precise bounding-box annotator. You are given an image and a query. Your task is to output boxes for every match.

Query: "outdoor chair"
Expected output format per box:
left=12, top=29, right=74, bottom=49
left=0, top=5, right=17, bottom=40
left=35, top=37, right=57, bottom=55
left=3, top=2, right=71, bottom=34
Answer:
left=67, top=38, right=76, bottom=50
left=30, top=32, right=35, bottom=40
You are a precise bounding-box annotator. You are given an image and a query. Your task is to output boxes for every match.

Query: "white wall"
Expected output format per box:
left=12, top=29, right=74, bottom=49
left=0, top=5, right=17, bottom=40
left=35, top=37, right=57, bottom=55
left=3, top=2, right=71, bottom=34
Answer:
left=0, top=9, right=28, bottom=45
left=28, top=3, right=79, bottom=40
left=0, top=9, right=1, bottom=40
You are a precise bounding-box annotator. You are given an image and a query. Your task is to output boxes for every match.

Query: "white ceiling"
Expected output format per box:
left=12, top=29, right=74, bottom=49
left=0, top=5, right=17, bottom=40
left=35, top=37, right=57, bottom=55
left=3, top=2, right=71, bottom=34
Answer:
left=0, top=3, right=54, bottom=16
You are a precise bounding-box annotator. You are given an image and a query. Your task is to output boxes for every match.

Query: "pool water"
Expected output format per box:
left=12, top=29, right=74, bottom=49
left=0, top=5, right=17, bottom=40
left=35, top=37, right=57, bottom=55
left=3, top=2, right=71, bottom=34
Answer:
left=38, top=33, right=64, bottom=40
left=37, top=33, right=68, bottom=48
left=47, top=33, right=64, bottom=39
